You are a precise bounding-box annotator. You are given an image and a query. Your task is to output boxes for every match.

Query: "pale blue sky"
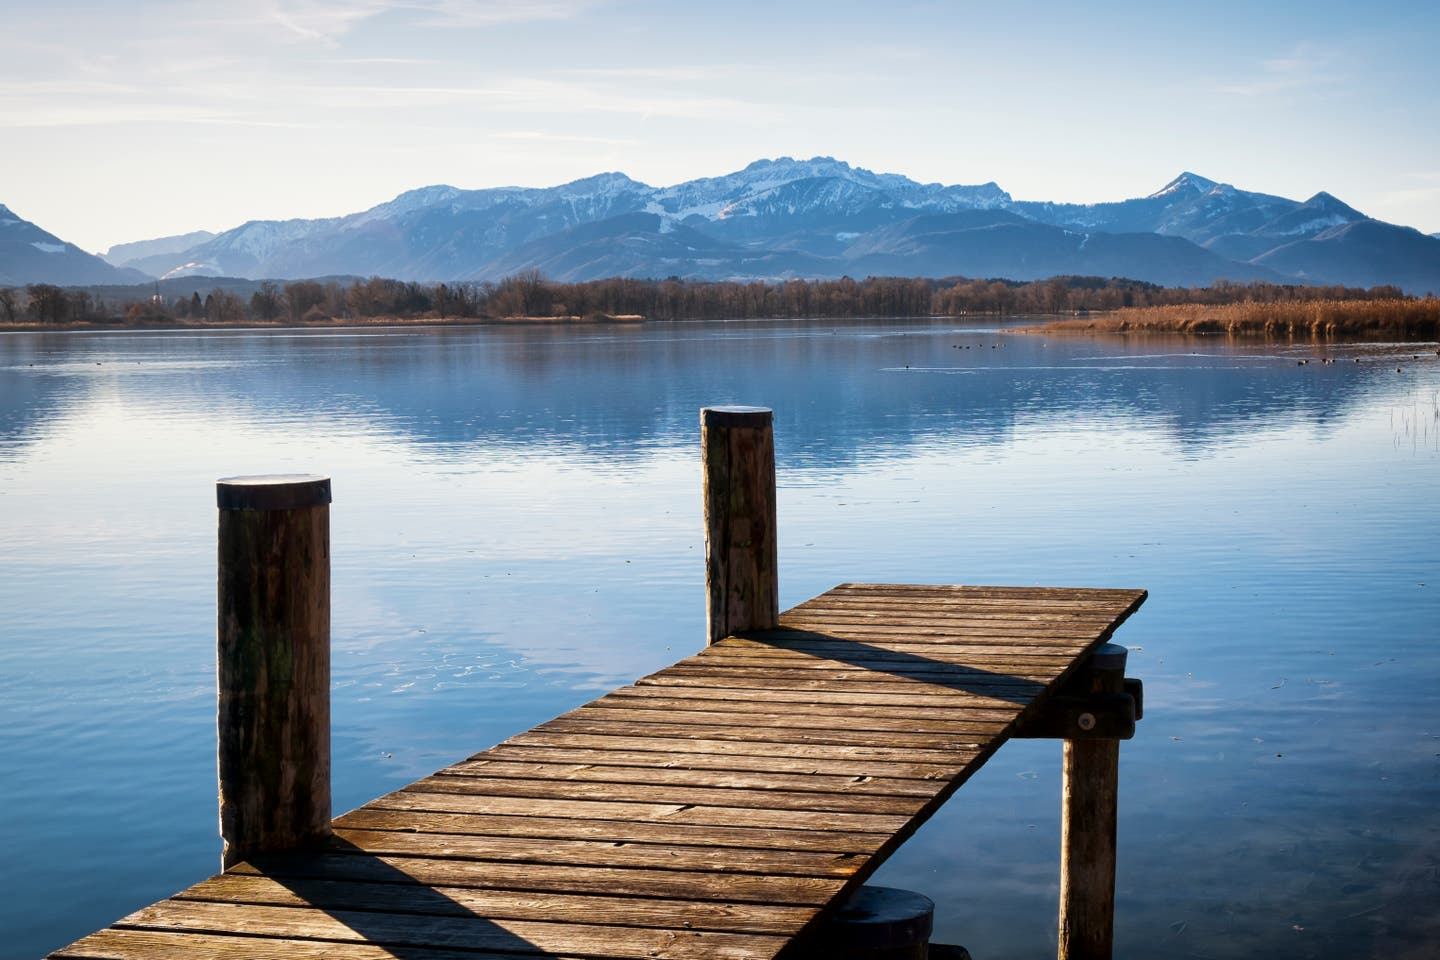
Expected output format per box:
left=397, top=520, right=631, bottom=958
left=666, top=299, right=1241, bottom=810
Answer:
left=3, top=0, right=1437, bottom=253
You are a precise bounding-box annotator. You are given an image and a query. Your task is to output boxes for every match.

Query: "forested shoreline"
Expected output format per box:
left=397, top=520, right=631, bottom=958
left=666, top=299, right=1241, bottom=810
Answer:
left=0, top=271, right=1422, bottom=332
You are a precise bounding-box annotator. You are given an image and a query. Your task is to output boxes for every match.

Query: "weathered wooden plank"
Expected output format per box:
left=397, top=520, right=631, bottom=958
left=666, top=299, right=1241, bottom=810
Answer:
left=783, top=605, right=1124, bottom=624
left=502, top=729, right=981, bottom=763
left=787, top=598, right=1133, bottom=615
left=679, top=653, right=1058, bottom=680
left=533, top=716, right=999, bottom=751
left=646, top=663, right=1047, bottom=692
left=758, top=627, right=1097, bottom=648
left=774, top=618, right=1109, bottom=639
left=176, top=873, right=816, bottom=936
left=467, top=742, right=957, bottom=780
left=230, top=853, right=847, bottom=906
left=570, top=702, right=1018, bottom=734
left=600, top=684, right=1027, bottom=714
left=803, top=585, right=1137, bottom=599
left=360, top=790, right=912, bottom=834
left=337, top=806, right=887, bottom=853
left=115, top=900, right=787, bottom=960
left=52, top=928, right=590, bottom=960
left=441, top=758, right=942, bottom=797
left=709, top=639, right=1082, bottom=661
left=331, top=825, right=870, bottom=878
left=707, top=640, right=1080, bottom=661
left=590, top=690, right=1022, bottom=721
left=632, top=675, right=1036, bottom=707
left=403, top=772, right=924, bottom=815
left=820, top=583, right=1146, bottom=601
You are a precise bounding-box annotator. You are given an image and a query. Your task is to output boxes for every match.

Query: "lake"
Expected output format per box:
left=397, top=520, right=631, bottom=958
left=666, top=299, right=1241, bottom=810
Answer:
left=1, top=318, right=1436, bottom=959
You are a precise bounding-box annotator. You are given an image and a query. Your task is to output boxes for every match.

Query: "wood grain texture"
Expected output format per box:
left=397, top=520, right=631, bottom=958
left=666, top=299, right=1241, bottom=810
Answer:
left=216, top=493, right=330, bottom=869
left=703, top=406, right=778, bottom=645
left=49, top=582, right=1144, bottom=960
left=1057, top=643, right=1129, bottom=960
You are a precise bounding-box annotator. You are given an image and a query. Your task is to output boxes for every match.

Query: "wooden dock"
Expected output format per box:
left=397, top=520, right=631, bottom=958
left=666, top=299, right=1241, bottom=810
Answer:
left=46, top=408, right=1147, bottom=960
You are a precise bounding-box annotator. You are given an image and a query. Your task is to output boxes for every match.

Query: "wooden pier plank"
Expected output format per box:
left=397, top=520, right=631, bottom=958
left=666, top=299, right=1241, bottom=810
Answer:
left=403, top=771, right=926, bottom=814
left=176, top=873, right=817, bottom=935
left=230, top=854, right=849, bottom=905
left=111, top=900, right=788, bottom=959
left=336, top=807, right=888, bottom=852
left=49, top=583, right=1144, bottom=960
left=467, top=741, right=959, bottom=779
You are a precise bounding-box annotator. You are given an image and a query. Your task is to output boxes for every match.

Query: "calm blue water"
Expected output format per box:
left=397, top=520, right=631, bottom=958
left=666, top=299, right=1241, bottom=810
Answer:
left=1, top=319, right=1436, bottom=959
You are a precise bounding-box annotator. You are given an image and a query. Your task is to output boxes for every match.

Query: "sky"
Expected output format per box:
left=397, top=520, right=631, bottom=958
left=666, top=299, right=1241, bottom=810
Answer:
left=3, top=0, right=1439, bottom=254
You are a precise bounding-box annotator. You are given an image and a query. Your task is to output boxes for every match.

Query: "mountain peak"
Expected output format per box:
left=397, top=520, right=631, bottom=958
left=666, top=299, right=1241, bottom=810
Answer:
left=558, top=171, right=644, bottom=193
left=745, top=155, right=846, bottom=172
left=1149, top=172, right=1220, bottom=199
left=1301, top=191, right=1363, bottom=218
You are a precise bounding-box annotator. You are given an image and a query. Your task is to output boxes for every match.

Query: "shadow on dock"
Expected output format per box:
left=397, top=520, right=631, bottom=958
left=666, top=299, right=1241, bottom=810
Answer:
left=733, top=628, right=1049, bottom=705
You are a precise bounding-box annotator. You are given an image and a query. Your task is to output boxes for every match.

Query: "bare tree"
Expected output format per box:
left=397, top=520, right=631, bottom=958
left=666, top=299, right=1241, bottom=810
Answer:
left=26, top=284, right=67, bottom=323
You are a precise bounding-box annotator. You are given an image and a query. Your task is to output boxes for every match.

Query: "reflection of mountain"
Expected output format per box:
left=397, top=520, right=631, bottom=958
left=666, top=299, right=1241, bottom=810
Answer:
left=2, top=323, right=1420, bottom=466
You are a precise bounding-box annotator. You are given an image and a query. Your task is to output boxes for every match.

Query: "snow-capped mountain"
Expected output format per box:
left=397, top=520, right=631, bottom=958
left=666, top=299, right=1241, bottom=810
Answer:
left=102, top=230, right=216, bottom=269
left=0, top=205, right=150, bottom=286
left=8, top=159, right=1439, bottom=292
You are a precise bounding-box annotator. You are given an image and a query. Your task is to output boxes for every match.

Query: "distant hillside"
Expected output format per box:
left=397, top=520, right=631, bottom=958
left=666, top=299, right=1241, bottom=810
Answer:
left=102, top=230, right=216, bottom=269
left=7, top=160, right=1440, bottom=293
left=0, top=204, right=151, bottom=286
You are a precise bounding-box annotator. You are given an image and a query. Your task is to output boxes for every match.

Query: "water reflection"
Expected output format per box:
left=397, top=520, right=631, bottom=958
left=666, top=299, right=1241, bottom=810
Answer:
left=0, top=320, right=1436, bottom=959
left=3, top=322, right=1430, bottom=466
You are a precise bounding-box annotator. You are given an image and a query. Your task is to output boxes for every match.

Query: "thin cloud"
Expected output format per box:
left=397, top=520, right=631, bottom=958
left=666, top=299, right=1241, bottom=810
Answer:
left=317, top=57, right=442, bottom=65
left=491, top=130, right=638, bottom=146
left=282, top=77, right=759, bottom=120
left=0, top=102, right=244, bottom=128
left=1217, top=44, right=1340, bottom=97
left=409, top=0, right=601, bottom=27
left=561, top=66, right=713, bottom=82
left=221, top=0, right=601, bottom=44
left=256, top=0, right=393, bottom=45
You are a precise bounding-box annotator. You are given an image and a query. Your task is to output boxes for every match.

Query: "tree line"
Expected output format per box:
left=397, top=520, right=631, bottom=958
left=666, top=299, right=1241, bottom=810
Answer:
left=0, top=273, right=1413, bottom=326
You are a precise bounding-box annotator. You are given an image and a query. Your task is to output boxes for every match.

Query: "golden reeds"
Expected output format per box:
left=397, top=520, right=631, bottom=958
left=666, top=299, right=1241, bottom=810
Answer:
left=1032, top=298, right=1440, bottom=340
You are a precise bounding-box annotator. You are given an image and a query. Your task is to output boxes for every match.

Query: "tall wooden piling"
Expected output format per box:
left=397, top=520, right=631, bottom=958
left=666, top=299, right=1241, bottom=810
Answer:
left=1058, top=642, right=1128, bottom=960
left=701, top=406, right=778, bottom=645
left=216, top=474, right=332, bottom=869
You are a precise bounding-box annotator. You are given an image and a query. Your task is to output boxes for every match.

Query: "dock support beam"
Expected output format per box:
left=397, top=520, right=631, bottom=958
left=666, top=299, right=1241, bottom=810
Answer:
left=216, top=474, right=332, bottom=869
left=701, top=406, right=778, bottom=645
left=1058, top=643, right=1127, bottom=960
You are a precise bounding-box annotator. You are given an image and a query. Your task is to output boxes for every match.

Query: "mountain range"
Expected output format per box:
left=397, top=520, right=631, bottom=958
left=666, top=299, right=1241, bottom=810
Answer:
left=6, top=158, right=1440, bottom=293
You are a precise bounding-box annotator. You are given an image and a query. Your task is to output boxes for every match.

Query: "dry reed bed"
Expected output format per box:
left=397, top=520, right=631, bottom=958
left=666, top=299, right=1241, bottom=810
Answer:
left=1031, top=298, right=1440, bottom=340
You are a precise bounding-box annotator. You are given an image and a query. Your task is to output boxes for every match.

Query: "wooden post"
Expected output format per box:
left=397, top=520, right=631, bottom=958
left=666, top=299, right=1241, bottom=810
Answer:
left=1058, top=642, right=1127, bottom=960
left=216, top=474, right=332, bottom=869
left=701, top=406, right=778, bottom=646
left=801, top=885, right=936, bottom=959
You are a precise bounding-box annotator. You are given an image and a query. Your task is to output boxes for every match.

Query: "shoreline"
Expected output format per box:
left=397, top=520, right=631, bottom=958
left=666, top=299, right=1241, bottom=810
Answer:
left=0, top=313, right=647, bottom=334
left=5, top=308, right=1439, bottom=346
